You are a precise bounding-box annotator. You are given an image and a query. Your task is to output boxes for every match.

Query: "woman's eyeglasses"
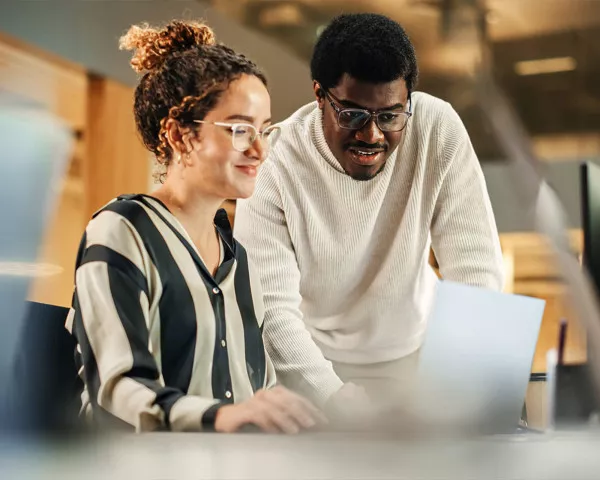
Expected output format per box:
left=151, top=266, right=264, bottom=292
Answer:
left=193, top=120, right=281, bottom=153
left=321, top=87, right=412, bottom=133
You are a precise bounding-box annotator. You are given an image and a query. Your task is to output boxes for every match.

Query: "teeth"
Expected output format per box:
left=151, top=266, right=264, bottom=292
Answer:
left=357, top=150, right=376, bottom=155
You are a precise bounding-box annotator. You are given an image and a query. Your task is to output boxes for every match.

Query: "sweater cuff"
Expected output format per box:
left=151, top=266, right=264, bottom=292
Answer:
left=294, top=374, right=344, bottom=408
left=314, top=377, right=345, bottom=407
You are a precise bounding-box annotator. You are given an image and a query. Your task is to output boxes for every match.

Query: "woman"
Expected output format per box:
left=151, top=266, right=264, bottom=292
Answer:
left=66, top=19, right=324, bottom=433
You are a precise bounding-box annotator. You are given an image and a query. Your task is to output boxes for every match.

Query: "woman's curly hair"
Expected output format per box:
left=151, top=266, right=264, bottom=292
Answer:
left=119, top=20, right=267, bottom=182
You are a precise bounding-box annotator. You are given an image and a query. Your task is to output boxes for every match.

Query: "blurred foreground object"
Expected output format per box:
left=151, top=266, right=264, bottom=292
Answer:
left=0, top=95, right=71, bottom=430
left=475, top=70, right=600, bottom=409
left=437, top=0, right=600, bottom=424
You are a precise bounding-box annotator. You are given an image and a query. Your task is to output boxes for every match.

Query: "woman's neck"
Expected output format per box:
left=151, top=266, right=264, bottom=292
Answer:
left=151, top=180, right=223, bottom=248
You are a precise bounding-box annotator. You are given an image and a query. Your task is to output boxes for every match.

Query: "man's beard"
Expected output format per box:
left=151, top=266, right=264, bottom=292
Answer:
left=347, top=161, right=387, bottom=181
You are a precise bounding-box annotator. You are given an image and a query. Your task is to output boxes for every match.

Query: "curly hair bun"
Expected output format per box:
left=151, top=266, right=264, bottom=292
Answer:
left=119, top=20, right=216, bottom=73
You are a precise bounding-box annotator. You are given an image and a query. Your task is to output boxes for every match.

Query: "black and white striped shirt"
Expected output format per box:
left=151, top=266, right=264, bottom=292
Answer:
left=66, top=194, right=275, bottom=432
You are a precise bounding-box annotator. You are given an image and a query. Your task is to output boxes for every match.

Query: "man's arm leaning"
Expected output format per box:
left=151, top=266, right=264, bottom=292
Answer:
left=430, top=103, right=505, bottom=290
left=234, top=161, right=344, bottom=407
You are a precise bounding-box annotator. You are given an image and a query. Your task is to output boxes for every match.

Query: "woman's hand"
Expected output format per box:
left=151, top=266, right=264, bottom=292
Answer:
left=214, top=386, right=326, bottom=434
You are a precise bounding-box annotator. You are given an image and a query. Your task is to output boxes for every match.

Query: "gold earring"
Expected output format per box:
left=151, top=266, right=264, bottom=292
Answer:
left=176, top=153, right=182, bottom=164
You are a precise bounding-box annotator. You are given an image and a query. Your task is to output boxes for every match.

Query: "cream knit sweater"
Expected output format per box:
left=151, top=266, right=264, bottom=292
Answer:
left=235, top=92, right=505, bottom=404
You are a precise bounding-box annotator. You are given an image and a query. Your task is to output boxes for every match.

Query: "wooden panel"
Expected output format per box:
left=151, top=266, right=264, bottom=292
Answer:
left=503, top=250, right=515, bottom=293
left=0, top=32, right=87, bottom=132
left=0, top=35, right=150, bottom=306
left=86, top=76, right=150, bottom=217
left=531, top=293, right=586, bottom=372
left=513, top=251, right=561, bottom=280
left=28, top=177, right=86, bottom=306
left=500, top=230, right=588, bottom=373
left=500, top=230, right=583, bottom=253
left=0, top=33, right=88, bottom=307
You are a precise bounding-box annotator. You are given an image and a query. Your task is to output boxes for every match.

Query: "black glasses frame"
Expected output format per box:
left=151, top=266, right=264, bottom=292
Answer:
left=322, top=87, right=412, bottom=133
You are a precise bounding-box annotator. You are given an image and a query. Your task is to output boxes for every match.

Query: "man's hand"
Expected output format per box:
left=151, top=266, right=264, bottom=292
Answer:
left=327, top=382, right=371, bottom=410
left=214, top=386, right=327, bottom=434
left=325, top=383, right=376, bottom=430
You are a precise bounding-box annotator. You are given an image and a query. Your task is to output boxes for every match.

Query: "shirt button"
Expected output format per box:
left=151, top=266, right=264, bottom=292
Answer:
left=212, top=287, right=220, bottom=294
left=221, top=339, right=226, bottom=348
left=225, top=391, right=232, bottom=399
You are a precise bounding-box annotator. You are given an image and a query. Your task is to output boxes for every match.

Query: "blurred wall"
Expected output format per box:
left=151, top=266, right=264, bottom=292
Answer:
left=482, top=160, right=584, bottom=233
left=0, top=0, right=314, bottom=123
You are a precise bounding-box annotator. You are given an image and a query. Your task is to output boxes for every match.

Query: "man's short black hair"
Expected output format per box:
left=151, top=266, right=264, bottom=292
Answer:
left=311, top=13, right=418, bottom=92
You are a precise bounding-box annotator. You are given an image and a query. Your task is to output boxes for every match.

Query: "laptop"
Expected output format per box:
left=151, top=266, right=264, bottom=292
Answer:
left=414, top=281, right=545, bottom=434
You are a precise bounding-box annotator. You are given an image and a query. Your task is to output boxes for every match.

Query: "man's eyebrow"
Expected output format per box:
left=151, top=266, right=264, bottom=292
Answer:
left=337, top=99, right=405, bottom=111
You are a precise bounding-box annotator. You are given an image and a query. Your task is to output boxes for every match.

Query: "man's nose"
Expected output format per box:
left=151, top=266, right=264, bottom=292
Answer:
left=354, top=116, right=384, bottom=145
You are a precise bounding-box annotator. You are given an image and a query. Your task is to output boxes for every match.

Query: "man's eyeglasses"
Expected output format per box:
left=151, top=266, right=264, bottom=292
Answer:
left=193, top=120, right=281, bottom=153
left=322, top=87, right=412, bottom=133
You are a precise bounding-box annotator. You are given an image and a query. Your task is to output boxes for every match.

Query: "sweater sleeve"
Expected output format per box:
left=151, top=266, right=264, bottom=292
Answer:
left=235, top=162, right=344, bottom=406
left=430, top=103, right=505, bottom=290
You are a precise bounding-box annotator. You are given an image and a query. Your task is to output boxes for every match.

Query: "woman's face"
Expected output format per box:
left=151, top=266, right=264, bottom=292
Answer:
left=176, top=74, right=274, bottom=200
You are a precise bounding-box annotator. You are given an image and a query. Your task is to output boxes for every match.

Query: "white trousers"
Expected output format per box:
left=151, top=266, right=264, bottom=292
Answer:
left=331, top=349, right=421, bottom=410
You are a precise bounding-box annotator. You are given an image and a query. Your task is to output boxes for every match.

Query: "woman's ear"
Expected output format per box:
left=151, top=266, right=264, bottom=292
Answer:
left=165, top=118, right=187, bottom=157
left=180, top=131, right=196, bottom=163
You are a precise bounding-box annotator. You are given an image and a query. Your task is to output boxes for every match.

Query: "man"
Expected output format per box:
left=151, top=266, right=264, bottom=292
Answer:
left=235, top=13, right=504, bottom=407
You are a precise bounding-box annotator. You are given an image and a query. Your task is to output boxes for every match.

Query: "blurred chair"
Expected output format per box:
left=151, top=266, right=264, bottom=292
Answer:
left=0, top=102, right=72, bottom=430
left=9, top=301, right=81, bottom=433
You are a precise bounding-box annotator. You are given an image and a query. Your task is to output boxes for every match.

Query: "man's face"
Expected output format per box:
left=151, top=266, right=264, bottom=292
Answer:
left=315, top=74, right=410, bottom=181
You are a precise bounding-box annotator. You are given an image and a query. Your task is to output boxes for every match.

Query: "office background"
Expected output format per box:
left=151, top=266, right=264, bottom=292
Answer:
left=0, top=0, right=596, bottom=376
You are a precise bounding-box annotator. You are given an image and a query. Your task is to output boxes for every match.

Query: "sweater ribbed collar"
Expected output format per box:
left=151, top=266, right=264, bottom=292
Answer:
left=309, top=105, right=348, bottom=175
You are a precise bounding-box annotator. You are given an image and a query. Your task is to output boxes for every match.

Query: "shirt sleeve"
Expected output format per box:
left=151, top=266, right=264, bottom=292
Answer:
left=70, top=211, right=222, bottom=432
left=430, top=103, right=505, bottom=290
left=235, top=162, right=344, bottom=406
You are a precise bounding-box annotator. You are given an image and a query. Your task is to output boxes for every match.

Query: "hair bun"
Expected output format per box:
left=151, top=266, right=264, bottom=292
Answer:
left=119, top=20, right=216, bottom=73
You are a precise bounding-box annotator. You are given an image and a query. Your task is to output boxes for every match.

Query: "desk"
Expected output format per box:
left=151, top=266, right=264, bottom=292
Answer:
left=2, top=431, right=600, bottom=480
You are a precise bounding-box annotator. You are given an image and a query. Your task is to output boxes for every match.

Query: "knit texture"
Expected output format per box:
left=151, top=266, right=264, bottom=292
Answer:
left=235, top=92, right=505, bottom=404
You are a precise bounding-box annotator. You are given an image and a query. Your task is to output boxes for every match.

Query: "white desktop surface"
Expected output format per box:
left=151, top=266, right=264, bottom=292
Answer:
left=2, top=431, right=600, bottom=480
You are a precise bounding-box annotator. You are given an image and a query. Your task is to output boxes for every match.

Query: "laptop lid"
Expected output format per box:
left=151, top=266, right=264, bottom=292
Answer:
left=415, top=281, right=545, bottom=433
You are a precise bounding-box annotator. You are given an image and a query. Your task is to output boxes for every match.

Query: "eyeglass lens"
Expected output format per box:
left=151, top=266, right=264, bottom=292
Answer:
left=338, top=109, right=409, bottom=132
left=231, top=125, right=281, bottom=152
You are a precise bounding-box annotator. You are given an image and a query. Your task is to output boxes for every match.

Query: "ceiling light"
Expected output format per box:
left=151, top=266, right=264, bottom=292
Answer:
left=514, top=56, right=577, bottom=76
left=257, top=4, right=305, bottom=28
